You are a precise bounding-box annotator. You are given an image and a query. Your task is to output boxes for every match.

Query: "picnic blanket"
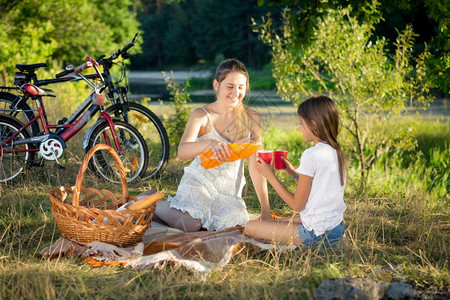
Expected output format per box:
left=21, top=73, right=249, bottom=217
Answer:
left=40, top=217, right=297, bottom=273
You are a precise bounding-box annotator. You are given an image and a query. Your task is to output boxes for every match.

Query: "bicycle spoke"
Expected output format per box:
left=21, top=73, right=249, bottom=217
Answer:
left=106, top=103, right=169, bottom=179
left=86, top=121, right=148, bottom=184
left=0, top=117, right=31, bottom=183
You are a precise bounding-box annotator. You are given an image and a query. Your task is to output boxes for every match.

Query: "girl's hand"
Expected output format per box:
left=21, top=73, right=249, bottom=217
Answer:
left=255, top=156, right=275, bottom=180
left=281, top=156, right=297, bottom=177
left=209, top=139, right=231, bottom=162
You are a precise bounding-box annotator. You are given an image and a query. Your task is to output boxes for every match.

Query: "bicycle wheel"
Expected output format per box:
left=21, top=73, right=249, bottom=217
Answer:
left=0, top=115, right=33, bottom=183
left=0, top=92, right=40, bottom=136
left=86, top=120, right=148, bottom=184
left=106, top=102, right=170, bottom=179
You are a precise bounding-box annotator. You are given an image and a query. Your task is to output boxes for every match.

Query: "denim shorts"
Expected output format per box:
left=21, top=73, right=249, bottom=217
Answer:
left=298, top=221, right=345, bottom=248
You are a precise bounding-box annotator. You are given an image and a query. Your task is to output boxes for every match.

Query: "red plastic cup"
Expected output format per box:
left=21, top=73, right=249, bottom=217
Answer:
left=273, top=150, right=288, bottom=170
left=257, top=150, right=272, bottom=164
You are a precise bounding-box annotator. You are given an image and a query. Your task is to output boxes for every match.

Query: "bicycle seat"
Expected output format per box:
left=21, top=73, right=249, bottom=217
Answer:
left=22, top=84, right=56, bottom=97
left=16, top=63, right=48, bottom=73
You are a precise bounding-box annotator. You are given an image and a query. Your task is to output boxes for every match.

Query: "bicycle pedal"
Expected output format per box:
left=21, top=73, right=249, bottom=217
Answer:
left=55, top=163, right=66, bottom=170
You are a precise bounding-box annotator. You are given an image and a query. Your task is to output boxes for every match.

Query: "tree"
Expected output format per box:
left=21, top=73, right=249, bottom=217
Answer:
left=0, top=0, right=141, bottom=83
left=254, top=2, right=434, bottom=186
left=258, top=0, right=449, bottom=95
left=131, top=0, right=277, bottom=69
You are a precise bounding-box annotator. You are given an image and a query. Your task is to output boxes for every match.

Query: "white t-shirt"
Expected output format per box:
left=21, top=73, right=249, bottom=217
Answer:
left=296, top=142, right=346, bottom=236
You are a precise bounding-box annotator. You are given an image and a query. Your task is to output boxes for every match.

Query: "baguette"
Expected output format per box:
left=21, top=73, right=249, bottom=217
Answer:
left=128, top=192, right=165, bottom=210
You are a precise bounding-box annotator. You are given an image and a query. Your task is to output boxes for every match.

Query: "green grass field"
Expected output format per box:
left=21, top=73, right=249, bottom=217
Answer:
left=0, top=106, right=448, bottom=298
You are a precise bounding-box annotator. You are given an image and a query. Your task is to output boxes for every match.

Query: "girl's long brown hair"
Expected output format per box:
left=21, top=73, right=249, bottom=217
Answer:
left=214, top=59, right=251, bottom=140
left=298, top=96, right=346, bottom=186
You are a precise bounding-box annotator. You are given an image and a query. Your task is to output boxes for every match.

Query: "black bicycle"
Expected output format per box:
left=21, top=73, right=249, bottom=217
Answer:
left=0, top=33, right=169, bottom=180
left=1, top=56, right=149, bottom=184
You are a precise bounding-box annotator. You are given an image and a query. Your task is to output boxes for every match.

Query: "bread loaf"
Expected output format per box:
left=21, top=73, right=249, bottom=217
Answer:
left=128, top=192, right=165, bottom=210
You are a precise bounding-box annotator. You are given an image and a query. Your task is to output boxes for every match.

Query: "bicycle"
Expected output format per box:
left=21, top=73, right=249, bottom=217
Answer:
left=0, top=56, right=149, bottom=184
left=0, top=33, right=169, bottom=180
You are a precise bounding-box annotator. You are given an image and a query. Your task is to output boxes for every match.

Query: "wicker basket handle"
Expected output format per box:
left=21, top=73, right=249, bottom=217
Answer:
left=72, top=144, right=129, bottom=206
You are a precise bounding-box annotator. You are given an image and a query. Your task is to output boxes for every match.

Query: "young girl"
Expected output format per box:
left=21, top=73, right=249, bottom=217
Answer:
left=150, top=59, right=271, bottom=232
left=244, top=95, right=346, bottom=248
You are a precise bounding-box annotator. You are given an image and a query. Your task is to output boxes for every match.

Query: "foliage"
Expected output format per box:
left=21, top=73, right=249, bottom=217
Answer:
left=426, top=52, right=450, bottom=95
left=257, top=0, right=372, bottom=48
left=162, top=71, right=192, bottom=149
left=0, top=0, right=141, bottom=84
left=0, top=20, right=56, bottom=85
left=131, top=0, right=278, bottom=69
left=254, top=2, right=435, bottom=186
left=258, top=0, right=449, bottom=96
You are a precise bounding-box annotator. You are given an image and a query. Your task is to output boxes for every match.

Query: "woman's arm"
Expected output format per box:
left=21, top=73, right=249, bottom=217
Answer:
left=247, top=109, right=272, bottom=220
left=177, top=108, right=230, bottom=160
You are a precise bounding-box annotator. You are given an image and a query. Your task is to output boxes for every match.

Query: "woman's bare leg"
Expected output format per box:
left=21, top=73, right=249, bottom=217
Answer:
left=276, top=215, right=302, bottom=224
left=244, top=219, right=303, bottom=245
left=154, top=201, right=202, bottom=232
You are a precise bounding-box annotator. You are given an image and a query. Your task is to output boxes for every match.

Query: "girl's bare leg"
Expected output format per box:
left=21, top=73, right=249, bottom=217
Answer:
left=244, top=219, right=303, bottom=245
left=154, top=201, right=202, bottom=232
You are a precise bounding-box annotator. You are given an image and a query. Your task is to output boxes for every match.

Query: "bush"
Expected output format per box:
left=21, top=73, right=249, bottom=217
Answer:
left=162, top=71, right=192, bottom=149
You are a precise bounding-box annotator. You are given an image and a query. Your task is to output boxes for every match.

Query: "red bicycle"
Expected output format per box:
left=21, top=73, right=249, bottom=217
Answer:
left=0, top=56, right=148, bottom=184
left=0, top=34, right=169, bottom=180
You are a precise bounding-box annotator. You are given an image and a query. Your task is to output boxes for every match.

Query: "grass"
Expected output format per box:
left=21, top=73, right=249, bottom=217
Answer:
left=0, top=111, right=449, bottom=298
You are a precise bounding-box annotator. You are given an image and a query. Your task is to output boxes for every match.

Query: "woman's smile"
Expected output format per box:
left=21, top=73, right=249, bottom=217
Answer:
left=214, top=72, right=247, bottom=109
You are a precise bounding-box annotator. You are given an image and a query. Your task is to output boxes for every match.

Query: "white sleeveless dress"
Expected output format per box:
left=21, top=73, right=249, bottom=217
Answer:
left=167, top=108, right=249, bottom=231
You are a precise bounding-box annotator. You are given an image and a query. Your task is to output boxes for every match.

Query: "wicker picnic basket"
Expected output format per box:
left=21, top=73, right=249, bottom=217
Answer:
left=48, top=144, right=154, bottom=247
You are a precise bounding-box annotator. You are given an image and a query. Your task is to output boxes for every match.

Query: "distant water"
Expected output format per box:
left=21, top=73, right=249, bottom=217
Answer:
left=127, top=71, right=449, bottom=115
left=127, top=70, right=287, bottom=106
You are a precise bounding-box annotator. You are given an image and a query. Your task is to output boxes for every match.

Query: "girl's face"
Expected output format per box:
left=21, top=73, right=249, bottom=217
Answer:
left=298, top=116, right=318, bottom=144
left=213, top=72, right=247, bottom=108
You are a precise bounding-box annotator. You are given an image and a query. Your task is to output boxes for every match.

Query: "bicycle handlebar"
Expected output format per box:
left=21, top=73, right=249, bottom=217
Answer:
left=99, top=33, right=140, bottom=66
left=120, top=33, right=140, bottom=54
left=55, top=57, right=99, bottom=78
left=55, top=67, right=73, bottom=78
left=54, top=33, right=139, bottom=80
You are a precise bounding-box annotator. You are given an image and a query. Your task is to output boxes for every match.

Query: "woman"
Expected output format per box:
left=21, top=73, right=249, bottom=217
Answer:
left=153, top=59, right=271, bottom=231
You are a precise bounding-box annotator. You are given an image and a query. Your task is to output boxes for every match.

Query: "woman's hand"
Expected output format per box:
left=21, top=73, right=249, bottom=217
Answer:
left=281, top=156, right=297, bottom=177
left=255, top=156, right=275, bottom=180
left=209, top=139, right=231, bottom=162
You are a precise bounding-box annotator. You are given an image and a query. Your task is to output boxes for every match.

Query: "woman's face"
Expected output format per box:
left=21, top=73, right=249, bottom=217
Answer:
left=213, top=72, right=247, bottom=108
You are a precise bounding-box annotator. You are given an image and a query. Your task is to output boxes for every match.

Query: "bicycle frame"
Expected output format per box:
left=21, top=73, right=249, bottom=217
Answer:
left=2, top=34, right=168, bottom=181
left=1, top=67, right=123, bottom=154
left=2, top=35, right=138, bottom=122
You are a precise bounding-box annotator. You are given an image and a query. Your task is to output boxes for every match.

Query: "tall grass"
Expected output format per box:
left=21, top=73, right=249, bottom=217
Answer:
left=0, top=111, right=448, bottom=298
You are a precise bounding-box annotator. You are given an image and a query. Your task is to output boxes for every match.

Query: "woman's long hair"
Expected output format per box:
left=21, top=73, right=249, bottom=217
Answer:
left=298, top=96, right=346, bottom=186
left=214, top=59, right=251, bottom=140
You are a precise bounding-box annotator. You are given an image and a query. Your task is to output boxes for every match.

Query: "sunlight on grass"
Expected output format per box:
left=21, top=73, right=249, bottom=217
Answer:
left=0, top=114, right=448, bottom=298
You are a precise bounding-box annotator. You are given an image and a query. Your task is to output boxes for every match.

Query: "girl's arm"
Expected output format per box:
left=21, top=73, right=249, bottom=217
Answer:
left=256, top=158, right=312, bottom=212
left=281, top=156, right=299, bottom=183
left=247, top=109, right=272, bottom=220
left=177, top=108, right=230, bottom=160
